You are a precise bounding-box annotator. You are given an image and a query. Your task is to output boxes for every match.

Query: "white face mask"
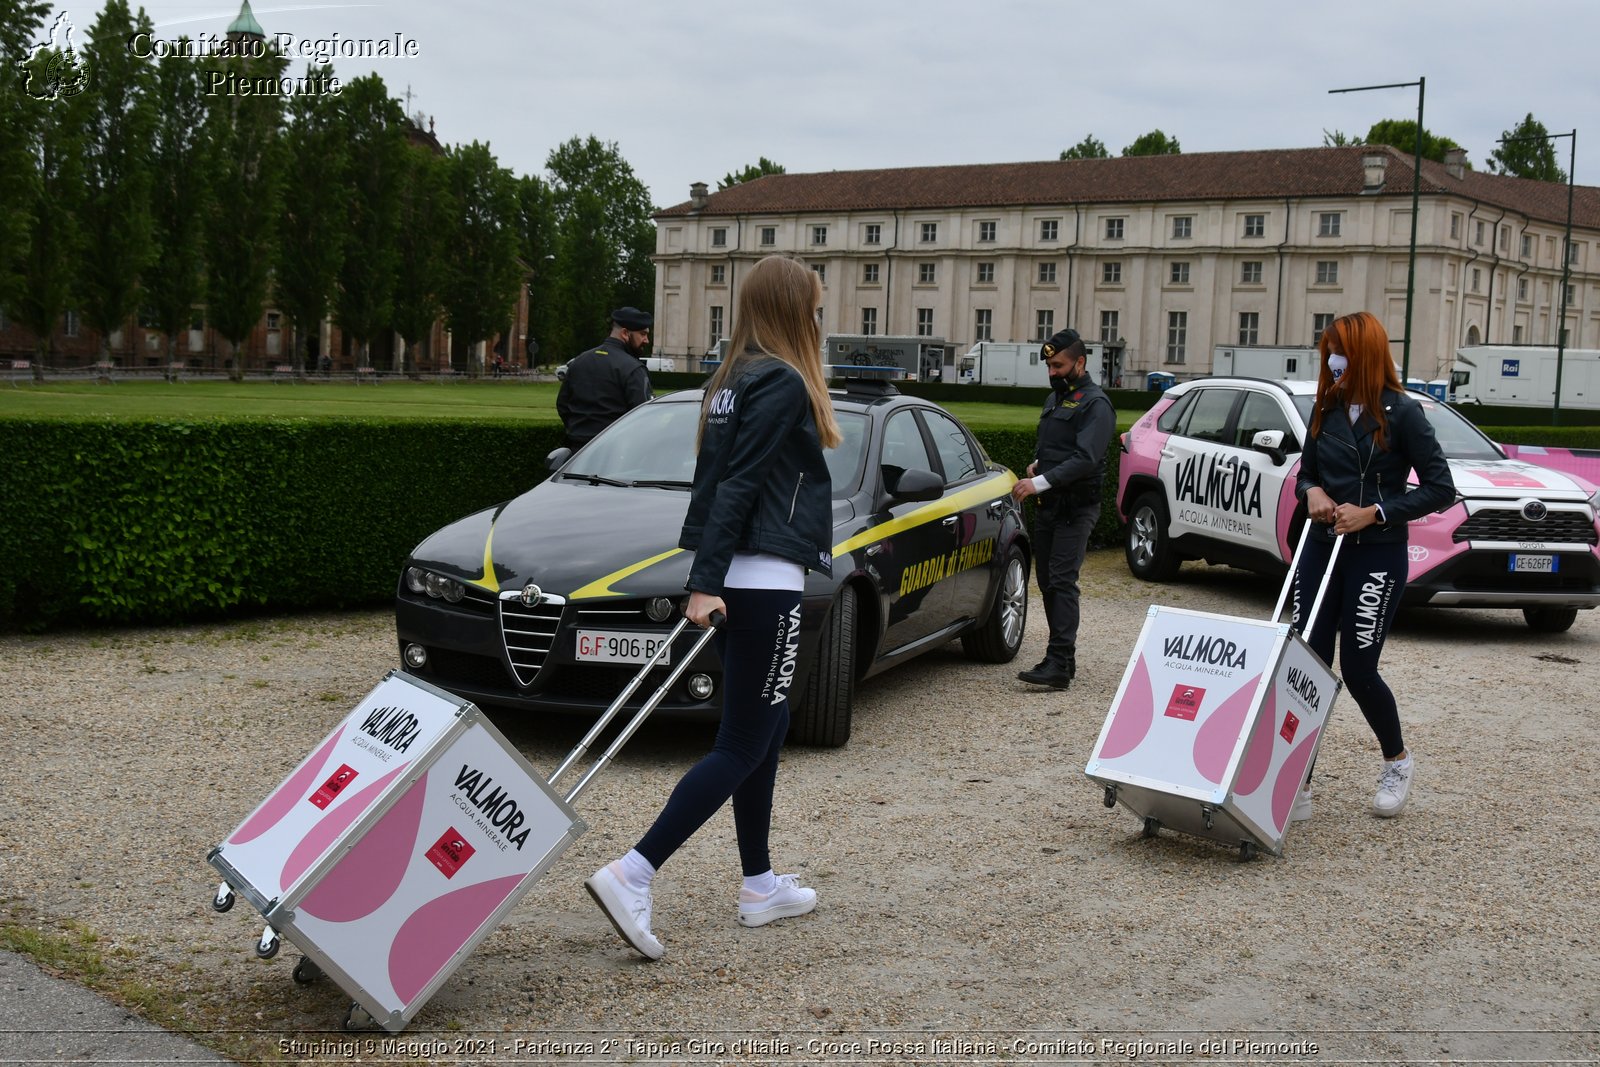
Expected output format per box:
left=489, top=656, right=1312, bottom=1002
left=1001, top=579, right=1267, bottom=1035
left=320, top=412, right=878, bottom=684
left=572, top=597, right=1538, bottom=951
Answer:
left=1327, top=353, right=1348, bottom=381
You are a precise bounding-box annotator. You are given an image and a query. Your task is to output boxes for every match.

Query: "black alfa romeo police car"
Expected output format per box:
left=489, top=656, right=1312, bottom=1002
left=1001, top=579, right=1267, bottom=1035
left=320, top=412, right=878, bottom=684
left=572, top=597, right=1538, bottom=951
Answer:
left=395, top=379, right=1031, bottom=747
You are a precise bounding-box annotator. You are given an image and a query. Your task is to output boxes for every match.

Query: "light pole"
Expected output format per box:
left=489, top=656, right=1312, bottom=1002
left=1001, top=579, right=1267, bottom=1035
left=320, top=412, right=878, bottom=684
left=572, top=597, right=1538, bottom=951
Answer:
left=1329, top=77, right=1425, bottom=381
left=1497, top=128, right=1577, bottom=425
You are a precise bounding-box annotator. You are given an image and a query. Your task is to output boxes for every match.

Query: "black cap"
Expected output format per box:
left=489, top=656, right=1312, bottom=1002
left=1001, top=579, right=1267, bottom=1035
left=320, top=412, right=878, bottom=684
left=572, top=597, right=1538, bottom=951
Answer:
left=1041, top=328, right=1084, bottom=360
left=611, top=307, right=653, bottom=330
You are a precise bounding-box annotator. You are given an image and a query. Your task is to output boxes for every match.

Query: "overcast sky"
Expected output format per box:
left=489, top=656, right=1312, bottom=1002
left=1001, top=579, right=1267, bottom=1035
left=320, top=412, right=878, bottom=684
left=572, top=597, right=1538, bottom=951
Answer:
left=81, top=0, right=1600, bottom=207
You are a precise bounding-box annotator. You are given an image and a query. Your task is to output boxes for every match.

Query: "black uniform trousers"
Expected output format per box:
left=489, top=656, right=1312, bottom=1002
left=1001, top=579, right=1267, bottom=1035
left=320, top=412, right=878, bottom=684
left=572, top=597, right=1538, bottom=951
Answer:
left=1033, top=495, right=1100, bottom=669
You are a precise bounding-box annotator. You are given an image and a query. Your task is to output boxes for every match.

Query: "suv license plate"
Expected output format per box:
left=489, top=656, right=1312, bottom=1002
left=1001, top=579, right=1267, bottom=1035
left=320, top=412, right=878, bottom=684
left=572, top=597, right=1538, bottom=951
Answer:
left=575, top=630, right=671, bottom=665
left=1509, top=554, right=1558, bottom=574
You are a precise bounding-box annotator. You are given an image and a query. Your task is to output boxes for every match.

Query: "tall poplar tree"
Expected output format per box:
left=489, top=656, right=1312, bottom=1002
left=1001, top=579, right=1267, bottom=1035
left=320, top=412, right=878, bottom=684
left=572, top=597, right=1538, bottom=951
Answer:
left=333, top=74, right=405, bottom=370
left=0, top=0, right=51, bottom=315
left=276, top=64, right=349, bottom=370
left=440, top=142, right=521, bottom=371
left=391, top=140, right=450, bottom=373
left=145, top=44, right=212, bottom=372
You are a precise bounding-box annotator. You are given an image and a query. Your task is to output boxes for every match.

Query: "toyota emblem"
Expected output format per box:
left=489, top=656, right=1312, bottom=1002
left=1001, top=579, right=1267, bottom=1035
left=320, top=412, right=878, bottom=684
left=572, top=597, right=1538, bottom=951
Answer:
left=1522, top=500, right=1548, bottom=522
left=518, top=583, right=544, bottom=606
left=1408, top=545, right=1429, bottom=562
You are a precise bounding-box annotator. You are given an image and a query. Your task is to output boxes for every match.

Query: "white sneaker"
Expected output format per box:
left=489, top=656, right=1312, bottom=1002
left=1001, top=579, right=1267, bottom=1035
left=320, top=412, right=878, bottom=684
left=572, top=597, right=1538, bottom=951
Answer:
left=1372, top=757, right=1414, bottom=818
left=1290, top=787, right=1313, bottom=823
left=585, top=863, right=663, bottom=960
left=738, top=873, right=817, bottom=928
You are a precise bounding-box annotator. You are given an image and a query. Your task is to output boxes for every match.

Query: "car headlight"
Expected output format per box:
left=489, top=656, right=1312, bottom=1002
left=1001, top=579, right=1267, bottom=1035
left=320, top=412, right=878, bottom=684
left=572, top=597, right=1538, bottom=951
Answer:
left=441, top=580, right=464, bottom=603
left=405, top=566, right=427, bottom=594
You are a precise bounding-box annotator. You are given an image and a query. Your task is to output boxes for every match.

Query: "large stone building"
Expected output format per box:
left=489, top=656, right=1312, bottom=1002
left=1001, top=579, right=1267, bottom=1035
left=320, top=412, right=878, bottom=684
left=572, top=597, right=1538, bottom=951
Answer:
left=652, top=145, right=1599, bottom=384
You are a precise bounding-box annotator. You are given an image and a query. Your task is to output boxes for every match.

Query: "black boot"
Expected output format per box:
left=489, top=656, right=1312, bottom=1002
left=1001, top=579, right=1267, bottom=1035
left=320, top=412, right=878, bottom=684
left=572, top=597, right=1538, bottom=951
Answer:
left=1018, top=658, right=1073, bottom=689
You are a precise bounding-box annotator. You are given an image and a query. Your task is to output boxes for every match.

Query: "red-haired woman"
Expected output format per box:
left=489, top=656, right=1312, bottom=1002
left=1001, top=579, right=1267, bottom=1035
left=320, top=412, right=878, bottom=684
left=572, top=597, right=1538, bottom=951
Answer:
left=1292, top=311, right=1454, bottom=820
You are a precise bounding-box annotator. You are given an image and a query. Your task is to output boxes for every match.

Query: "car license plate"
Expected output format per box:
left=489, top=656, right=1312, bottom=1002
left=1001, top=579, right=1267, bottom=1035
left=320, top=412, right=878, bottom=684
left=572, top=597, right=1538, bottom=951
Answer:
left=575, top=630, right=672, bottom=665
left=1508, top=554, right=1558, bottom=574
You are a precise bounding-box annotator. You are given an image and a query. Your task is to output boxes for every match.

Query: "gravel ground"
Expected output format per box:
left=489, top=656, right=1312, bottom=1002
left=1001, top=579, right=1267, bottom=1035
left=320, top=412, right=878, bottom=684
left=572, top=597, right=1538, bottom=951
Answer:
left=3, top=549, right=1598, bottom=1066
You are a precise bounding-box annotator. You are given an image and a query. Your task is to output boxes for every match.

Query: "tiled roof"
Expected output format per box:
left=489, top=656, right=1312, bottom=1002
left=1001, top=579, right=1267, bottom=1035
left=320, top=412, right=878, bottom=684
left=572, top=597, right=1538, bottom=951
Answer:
left=657, top=145, right=1600, bottom=231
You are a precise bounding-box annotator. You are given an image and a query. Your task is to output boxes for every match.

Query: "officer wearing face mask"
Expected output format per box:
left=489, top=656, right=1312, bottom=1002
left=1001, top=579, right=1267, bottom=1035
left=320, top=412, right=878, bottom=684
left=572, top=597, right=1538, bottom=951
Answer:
left=1010, top=328, right=1115, bottom=689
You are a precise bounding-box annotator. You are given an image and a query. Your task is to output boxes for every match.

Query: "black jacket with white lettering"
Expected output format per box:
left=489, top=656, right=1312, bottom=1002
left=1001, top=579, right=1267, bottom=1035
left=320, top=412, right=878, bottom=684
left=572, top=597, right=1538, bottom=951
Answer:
left=1295, top=388, right=1455, bottom=544
left=679, top=353, right=834, bottom=595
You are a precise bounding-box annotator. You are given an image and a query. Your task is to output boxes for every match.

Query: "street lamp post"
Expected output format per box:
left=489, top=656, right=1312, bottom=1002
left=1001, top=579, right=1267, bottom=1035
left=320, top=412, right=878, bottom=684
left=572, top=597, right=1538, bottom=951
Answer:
left=1329, top=77, right=1425, bottom=382
left=1498, top=128, right=1577, bottom=425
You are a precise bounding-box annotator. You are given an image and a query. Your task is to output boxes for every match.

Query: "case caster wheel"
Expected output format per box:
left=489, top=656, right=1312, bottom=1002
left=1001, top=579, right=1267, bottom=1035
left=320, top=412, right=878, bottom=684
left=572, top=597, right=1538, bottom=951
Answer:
left=1102, top=785, right=1117, bottom=809
left=1239, top=841, right=1259, bottom=862
left=211, top=883, right=235, bottom=913
left=1142, top=817, right=1161, bottom=839
left=292, top=957, right=322, bottom=986
left=343, top=1002, right=377, bottom=1032
left=255, top=926, right=280, bottom=960
left=1201, top=806, right=1216, bottom=831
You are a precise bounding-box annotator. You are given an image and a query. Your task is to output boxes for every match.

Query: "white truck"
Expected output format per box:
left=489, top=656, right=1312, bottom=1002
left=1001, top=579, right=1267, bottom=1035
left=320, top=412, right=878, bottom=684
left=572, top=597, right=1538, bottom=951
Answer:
left=824, top=335, right=950, bottom=381
left=1210, top=344, right=1320, bottom=381
left=1451, top=345, right=1600, bottom=409
left=958, top=340, right=1109, bottom=387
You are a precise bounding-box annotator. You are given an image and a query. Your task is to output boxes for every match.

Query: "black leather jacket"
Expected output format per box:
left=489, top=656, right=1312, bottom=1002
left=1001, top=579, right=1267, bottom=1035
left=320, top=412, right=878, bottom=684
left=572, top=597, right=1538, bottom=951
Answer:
left=679, top=354, right=834, bottom=594
left=1035, top=374, right=1115, bottom=507
left=1294, top=389, right=1455, bottom=544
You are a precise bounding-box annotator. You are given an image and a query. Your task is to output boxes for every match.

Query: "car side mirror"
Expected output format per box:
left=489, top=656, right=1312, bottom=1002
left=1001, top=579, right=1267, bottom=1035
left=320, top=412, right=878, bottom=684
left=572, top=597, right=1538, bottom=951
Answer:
left=887, top=467, right=944, bottom=503
left=1251, top=430, right=1287, bottom=467
left=546, top=446, right=573, bottom=472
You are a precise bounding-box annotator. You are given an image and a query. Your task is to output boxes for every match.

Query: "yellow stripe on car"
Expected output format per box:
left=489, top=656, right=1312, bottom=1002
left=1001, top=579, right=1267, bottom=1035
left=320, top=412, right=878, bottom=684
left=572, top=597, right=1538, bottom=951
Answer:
left=468, top=516, right=500, bottom=592
left=569, top=547, right=687, bottom=600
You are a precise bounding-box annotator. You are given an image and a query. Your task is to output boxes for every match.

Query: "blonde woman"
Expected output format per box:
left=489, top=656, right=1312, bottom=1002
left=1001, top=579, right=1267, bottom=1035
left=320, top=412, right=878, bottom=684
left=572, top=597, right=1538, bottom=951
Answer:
left=587, top=256, right=841, bottom=960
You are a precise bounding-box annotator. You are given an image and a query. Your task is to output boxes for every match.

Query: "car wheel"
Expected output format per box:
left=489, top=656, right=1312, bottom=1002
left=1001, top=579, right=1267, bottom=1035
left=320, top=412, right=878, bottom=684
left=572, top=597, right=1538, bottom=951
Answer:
left=791, top=584, right=856, bottom=748
left=961, top=545, right=1028, bottom=662
left=1523, top=606, right=1578, bottom=633
left=1126, top=491, right=1180, bottom=581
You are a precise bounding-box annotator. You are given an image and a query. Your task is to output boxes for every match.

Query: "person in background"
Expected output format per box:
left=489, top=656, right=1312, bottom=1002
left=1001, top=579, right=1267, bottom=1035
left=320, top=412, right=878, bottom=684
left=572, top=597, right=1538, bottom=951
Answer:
left=585, top=257, right=837, bottom=960
left=1291, top=310, right=1454, bottom=820
left=557, top=306, right=654, bottom=451
left=1010, top=328, right=1115, bottom=690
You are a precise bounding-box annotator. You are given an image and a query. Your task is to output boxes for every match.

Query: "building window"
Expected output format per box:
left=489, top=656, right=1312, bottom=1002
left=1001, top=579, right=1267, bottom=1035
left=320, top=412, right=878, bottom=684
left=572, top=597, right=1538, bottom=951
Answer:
left=1105, top=218, right=1124, bottom=241
left=64, top=310, right=79, bottom=337
left=1475, top=220, right=1485, bottom=246
left=978, top=220, right=997, bottom=242
left=920, top=221, right=938, bottom=243
left=1521, top=234, right=1532, bottom=258
left=862, top=263, right=880, bottom=284
left=1166, top=311, right=1187, bottom=363
left=862, top=307, right=878, bottom=335
left=1243, top=214, right=1265, bottom=238
left=1040, top=219, right=1060, bottom=242
left=711, top=227, right=727, bottom=248
left=0, top=307, right=7, bottom=331
left=1170, top=262, right=1190, bottom=285
left=916, top=308, right=934, bottom=337
left=1499, top=225, right=1509, bottom=252
left=709, top=306, right=723, bottom=347
left=1518, top=278, right=1529, bottom=301
left=1451, top=214, right=1461, bottom=240
left=864, top=223, right=881, bottom=245
left=1241, top=261, right=1263, bottom=284
left=1315, top=260, right=1339, bottom=285
left=760, top=226, right=775, bottom=246
left=710, top=265, right=726, bottom=285
left=812, top=263, right=827, bottom=284
left=1101, top=261, right=1122, bottom=285
left=1318, top=212, right=1341, bottom=237
left=1313, top=313, right=1335, bottom=343
left=811, top=225, right=827, bottom=246
left=1100, top=310, right=1119, bottom=344
left=1513, top=324, right=1524, bottom=343
left=1566, top=283, right=1577, bottom=305
left=1569, top=240, right=1580, bottom=265
left=918, top=262, right=936, bottom=285
left=1239, top=312, right=1260, bottom=346
left=976, top=262, right=995, bottom=284
left=1094, top=310, right=1120, bottom=343
left=1038, top=262, right=1057, bottom=284
left=1035, top=309, right=1054, bottom=341
left=1471, top=268, right=1481, bottom=293
left=974, top=309, right=993, bottom=342
left=1172, top=216, right=1192, bottom=239
left=266, top=311, right=281, bottom=330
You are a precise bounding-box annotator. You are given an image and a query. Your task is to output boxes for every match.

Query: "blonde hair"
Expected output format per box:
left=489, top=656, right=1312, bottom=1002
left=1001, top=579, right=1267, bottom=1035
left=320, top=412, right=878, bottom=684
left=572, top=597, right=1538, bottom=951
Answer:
left=702, top=255, right=841, bottom=449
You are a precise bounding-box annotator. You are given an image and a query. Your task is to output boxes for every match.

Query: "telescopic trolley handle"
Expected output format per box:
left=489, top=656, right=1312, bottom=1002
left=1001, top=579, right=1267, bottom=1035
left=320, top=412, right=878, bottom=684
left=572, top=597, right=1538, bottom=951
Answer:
left=1270, top=529, right=1345, bottom=633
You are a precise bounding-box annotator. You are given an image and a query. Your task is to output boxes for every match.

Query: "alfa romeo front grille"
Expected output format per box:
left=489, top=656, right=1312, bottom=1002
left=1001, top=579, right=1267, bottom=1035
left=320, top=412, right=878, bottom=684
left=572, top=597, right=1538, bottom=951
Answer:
left=573, top=599, right=652, bottom=625
left=498, top=592, right=567, bottom=687
left=1454, top=507, right=1598, bottom=545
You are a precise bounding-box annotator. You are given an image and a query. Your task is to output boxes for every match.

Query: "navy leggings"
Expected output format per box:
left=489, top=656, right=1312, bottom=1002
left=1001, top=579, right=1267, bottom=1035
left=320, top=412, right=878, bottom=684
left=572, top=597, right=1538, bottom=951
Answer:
left=635, top=587, right=800, bottom=876
left=1292, top=536, right=1409, bottom=760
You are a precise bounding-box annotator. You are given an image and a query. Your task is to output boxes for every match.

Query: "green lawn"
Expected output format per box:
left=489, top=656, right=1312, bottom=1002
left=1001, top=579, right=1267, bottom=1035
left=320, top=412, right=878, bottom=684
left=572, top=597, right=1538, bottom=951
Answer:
left=0, top=379, right=1140, bottom=429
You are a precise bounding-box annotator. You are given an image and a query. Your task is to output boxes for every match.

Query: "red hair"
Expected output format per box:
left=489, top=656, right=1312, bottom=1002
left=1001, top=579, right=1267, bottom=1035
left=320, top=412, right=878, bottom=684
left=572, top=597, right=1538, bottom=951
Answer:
left=1311, top=311, right=1405, bottom=449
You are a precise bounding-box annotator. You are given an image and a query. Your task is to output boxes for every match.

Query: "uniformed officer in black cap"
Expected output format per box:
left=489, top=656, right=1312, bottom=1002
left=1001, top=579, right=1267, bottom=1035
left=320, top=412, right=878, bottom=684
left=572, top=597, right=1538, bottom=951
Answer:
left=557, top=307, right=655, bottom=450
left=1010, top=328, right=1115, bottom=689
